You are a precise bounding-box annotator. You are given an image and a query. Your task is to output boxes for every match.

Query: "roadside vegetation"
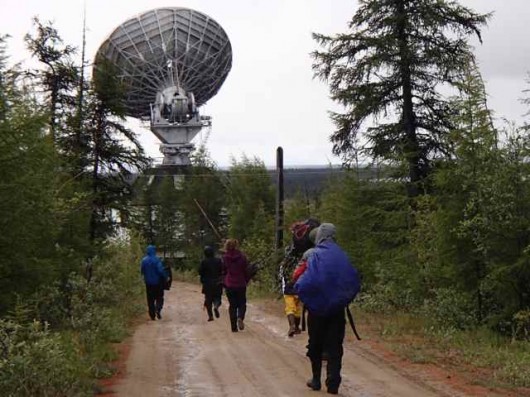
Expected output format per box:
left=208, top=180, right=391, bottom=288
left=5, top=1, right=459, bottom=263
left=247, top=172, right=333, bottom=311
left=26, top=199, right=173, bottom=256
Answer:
left=0, top=1, right=529, bottom=395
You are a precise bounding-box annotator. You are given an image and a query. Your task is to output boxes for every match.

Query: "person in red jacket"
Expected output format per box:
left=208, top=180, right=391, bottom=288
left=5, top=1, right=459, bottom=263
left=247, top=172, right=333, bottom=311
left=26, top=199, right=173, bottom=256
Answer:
left=292, top=247, right=315, bottom=283
left=222, top=239, right=250, bottom=332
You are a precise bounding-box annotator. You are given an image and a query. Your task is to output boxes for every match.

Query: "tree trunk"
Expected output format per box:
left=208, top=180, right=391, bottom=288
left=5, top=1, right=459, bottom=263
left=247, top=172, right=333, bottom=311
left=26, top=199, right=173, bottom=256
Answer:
left=396, top=0, right=421, bottom=197
left=89, top=106, right=103, bottom=242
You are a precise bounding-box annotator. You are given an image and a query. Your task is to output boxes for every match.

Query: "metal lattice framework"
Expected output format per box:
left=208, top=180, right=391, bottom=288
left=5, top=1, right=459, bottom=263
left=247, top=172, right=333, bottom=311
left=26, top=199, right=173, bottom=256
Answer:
left=95, top=7, right=232, bottom=119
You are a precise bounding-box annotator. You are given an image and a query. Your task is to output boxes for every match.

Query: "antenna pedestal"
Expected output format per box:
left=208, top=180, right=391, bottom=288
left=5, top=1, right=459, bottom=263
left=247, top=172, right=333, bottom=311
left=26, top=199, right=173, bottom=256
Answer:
left=159, top=143, right=195, bottom=166
left=150, top=109, right=212, bottom=165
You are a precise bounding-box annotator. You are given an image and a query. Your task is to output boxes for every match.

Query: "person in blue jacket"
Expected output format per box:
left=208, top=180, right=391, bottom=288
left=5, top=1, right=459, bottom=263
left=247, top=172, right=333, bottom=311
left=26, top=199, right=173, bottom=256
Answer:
left=295, top=223, right=360, bottom=395
left=141, top=245, right=169, bottom=320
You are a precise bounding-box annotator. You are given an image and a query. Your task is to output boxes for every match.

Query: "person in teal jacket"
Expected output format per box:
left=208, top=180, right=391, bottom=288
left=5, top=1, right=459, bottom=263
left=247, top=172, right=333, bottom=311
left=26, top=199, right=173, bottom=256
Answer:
left=141, top=245, right=169, bottom=320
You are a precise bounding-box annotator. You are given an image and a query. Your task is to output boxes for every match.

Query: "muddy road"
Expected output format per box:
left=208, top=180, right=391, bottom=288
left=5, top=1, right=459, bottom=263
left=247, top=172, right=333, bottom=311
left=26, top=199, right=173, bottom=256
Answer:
left=108, top=282, right=489, bottom=397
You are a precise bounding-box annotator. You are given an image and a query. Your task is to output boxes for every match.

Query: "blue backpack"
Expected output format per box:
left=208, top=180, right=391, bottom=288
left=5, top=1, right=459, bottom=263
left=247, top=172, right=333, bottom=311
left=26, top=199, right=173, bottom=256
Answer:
left=294, top=241, right=360, bottom=316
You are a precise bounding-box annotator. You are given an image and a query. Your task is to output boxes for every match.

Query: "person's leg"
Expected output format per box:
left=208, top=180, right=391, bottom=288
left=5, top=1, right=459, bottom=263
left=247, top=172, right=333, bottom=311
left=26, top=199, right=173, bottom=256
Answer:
left=204, top=290, right=214, bottom=320
left=294, top=295, right=302, bottom=334
left=306, top=313, right=325, bottom=390
left=236, top=287, right=247, bottom=330
left=225, top=288, right=238, bottom=332
left=145, top=284, right=156, bottom=320
left=284, top=295, right=297, bottom=337
left=213, top=285, right=222, bottom=318
left=324, top=311, right=346, bottom=394
left=155, top=284, right=164, bottom=319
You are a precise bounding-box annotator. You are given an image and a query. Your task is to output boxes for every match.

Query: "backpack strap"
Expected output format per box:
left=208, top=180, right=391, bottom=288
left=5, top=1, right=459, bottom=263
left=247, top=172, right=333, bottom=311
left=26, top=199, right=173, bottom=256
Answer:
left=346, top=306, right=361, bottom=341
left=301, top=305, right=307, bottom=331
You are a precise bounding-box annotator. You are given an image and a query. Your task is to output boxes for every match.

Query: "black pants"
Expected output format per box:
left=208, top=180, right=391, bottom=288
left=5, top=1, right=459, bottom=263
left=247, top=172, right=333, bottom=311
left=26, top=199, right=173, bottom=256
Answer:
left=203, top=283, right=222, bottom=319
left=225, top=287, right=247, bottom=331
left=145, top=283, right=164, bottom=319
left=307, top=310, right=346, bottom=391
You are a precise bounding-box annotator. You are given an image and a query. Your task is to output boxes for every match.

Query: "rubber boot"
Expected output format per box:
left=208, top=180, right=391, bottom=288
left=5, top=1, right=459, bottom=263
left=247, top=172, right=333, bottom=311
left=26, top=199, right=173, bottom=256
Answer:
left=325, top=357, right=341, bottom=394
left=294, top=316, right=302, bottom=334
left=306, top=359, right=322, bottom=391
left=287, top=314, right=296, bottom=337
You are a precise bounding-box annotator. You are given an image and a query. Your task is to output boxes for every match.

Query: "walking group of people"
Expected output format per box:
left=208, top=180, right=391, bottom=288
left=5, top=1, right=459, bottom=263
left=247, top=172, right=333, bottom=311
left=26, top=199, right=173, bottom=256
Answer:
left=139, top=221, right=359, bottom=395
left=199, top=238, right=250, bottom=332
left=140, top=239, right=250, bottom=332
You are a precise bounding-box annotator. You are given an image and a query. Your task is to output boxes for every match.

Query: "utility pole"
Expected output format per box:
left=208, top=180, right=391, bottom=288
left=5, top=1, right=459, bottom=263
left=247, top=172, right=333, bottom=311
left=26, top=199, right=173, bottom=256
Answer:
left=275, top=147, right=284, bottom=251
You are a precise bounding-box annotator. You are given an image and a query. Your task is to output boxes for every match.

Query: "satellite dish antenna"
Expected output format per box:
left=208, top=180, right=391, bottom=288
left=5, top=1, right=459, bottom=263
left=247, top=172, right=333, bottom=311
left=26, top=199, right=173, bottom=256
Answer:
left=95, top=7, right=232, bottom=165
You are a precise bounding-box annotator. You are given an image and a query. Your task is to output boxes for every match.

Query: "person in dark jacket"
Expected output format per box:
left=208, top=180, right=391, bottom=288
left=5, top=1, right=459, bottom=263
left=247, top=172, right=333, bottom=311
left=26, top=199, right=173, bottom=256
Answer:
left=199, top=245, right=223, bottom=322
left=140, top=245, right=169, bottom=320
left=295, top=223, right=353, bottom=395
left=222, top=239, right=250, bottom=332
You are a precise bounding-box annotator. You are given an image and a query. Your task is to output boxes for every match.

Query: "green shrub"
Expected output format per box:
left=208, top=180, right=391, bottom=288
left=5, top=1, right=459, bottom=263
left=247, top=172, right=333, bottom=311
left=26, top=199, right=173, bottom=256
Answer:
left=421, top=288, right=477, bottom=330
left=0, top=320, right=91, bottom=396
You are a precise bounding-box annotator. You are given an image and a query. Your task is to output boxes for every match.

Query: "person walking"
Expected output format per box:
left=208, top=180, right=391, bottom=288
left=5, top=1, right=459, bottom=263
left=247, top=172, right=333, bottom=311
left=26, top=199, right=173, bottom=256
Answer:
left=222, top=239, right=250, bottom=332
left=295, top=223, right=360, bottom=395
left=199, top=245, right=223, bottom=322
left=140, top=245, right=169, bottom=321
left=280, top=220, right=319, bottom=337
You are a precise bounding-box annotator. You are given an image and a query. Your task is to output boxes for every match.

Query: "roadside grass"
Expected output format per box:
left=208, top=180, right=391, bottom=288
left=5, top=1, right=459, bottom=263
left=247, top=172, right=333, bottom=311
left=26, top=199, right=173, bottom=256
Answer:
left=353, top=309, right=530, bottom=390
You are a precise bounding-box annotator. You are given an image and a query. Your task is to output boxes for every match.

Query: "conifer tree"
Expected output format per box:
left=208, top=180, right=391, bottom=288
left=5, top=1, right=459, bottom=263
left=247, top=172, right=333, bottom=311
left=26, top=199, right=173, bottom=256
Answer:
left=435, top=61, right=514, bottom=323
left=312, top=0, right=489, bottom=195
left=85, top=60, right=150, bottom=242
left=226, top=156, right=275, bottom=241
left=0, top=37, right=60, bottom=312
left=180, top=146, right=226, bottom=248
left=24, top=18, right=78, bottom=145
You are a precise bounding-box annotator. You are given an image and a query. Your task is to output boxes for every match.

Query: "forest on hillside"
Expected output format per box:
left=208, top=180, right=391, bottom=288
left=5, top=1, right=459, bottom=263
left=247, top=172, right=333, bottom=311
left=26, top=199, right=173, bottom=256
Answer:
left=0, top=1, right=529, bottom=395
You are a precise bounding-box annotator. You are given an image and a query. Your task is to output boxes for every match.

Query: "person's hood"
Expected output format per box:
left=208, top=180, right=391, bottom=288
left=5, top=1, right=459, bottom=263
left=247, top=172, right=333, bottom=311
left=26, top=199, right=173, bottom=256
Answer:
left=316, top=223, right=336, bottom=244
left=146, top=245, right=157, bottom=256
left=204, top=245, right=214, bottom=258
left=224, top=248, right=243, bottom=260
left=308, top=228, right=318, bottom=245
left=302, top=247, right=315, bottom=261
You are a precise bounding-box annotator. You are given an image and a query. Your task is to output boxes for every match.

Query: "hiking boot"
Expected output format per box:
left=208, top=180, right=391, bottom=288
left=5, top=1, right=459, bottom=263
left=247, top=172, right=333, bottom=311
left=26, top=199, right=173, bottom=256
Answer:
left=306, top=379, right=321, bottom=391
left=208, top=317, right=214, bottom=322
left=327, top=388, right=338, bottom=394
left=237, top=318, right=245, bottom=330
left=214, top=307, right=220, bottom=318
left=156, top=311, right=162, bottom=320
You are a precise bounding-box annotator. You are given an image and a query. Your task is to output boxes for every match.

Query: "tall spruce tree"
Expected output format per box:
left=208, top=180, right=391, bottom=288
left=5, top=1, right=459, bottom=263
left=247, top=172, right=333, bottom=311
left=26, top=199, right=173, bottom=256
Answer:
left=86, top=59, right=150, bottom=242
left=435, top=61, right=515, bottom=324
left=312, top=0, right=489, bottom=196
left=0, top=37, right=61, bottom=312
left=24, top=18, right=78, bottom=145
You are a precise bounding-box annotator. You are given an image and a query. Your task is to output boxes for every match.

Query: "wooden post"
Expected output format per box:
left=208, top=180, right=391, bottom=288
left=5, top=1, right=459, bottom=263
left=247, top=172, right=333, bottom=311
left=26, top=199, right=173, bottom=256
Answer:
left=275, top=147, right=284, bottom=251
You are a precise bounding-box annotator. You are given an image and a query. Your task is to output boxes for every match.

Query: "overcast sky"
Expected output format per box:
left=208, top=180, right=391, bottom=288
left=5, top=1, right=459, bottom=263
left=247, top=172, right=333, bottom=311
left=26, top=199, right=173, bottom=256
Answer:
left=1, top=0, right=529, bottom=167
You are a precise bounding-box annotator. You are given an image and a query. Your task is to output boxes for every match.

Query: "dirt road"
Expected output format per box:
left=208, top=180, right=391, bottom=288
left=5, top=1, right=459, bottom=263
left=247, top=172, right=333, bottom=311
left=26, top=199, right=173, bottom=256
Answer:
left=109, top=282, right=482, bottom=397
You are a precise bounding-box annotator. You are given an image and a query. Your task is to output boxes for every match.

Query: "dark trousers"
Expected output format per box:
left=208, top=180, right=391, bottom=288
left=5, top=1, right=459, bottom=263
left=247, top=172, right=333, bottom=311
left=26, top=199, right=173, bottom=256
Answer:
left=225, top=287, right=247, bottom=331
left=145, top=283, right=164, bottom=319
left=307, top=310, right=346, bottom=391
left=203, top=284, right=222, bottom=319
